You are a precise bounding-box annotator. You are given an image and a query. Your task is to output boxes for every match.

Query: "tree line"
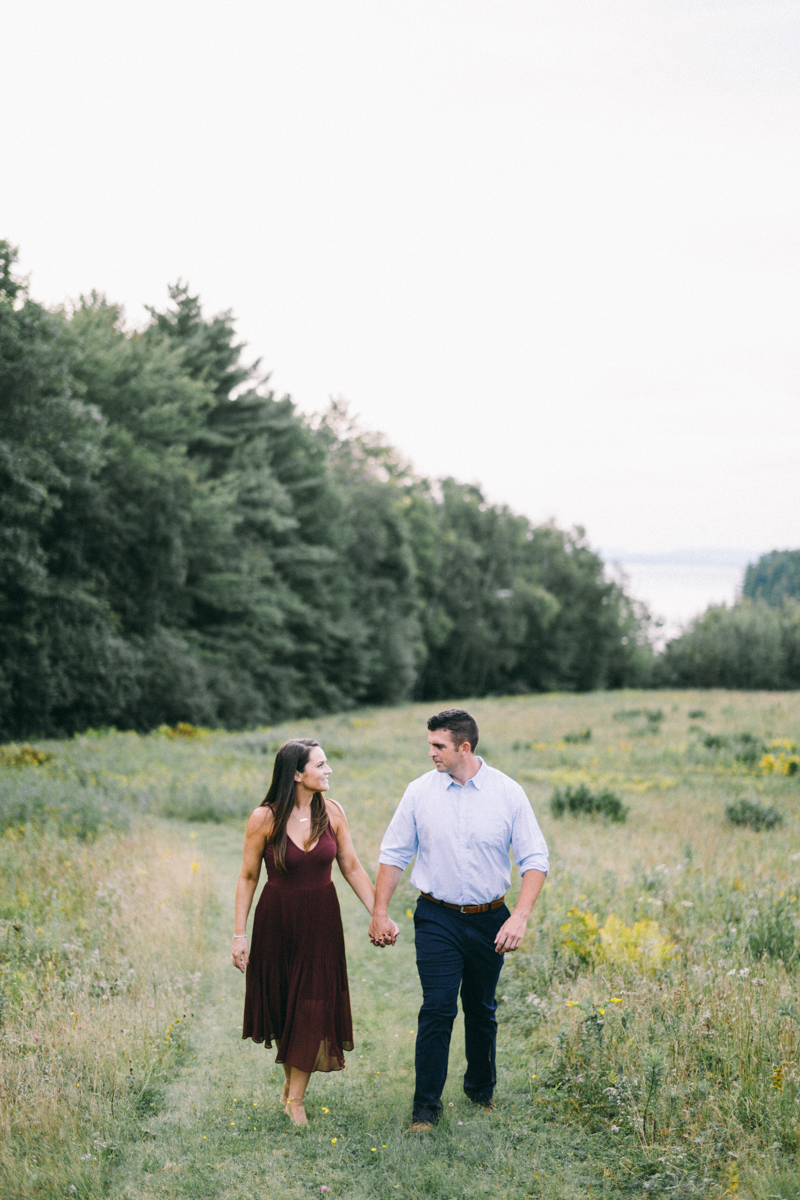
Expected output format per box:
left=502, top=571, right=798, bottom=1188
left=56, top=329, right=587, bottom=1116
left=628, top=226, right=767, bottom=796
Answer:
left=0, top=241, right=652, bottom=739
left=658, top=551, right=800, bottom=690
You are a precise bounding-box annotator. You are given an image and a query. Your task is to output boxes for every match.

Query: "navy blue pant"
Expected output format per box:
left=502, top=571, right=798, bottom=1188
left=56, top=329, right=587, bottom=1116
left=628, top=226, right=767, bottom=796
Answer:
left=412, top=896, right=509, bottom=1124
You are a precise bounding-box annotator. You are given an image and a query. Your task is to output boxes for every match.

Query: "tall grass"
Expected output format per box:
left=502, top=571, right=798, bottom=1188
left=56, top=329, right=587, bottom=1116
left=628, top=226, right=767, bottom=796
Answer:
left=3, top=692, right=800, bottom=1197
left=0, top=823, right=213, bottom=1199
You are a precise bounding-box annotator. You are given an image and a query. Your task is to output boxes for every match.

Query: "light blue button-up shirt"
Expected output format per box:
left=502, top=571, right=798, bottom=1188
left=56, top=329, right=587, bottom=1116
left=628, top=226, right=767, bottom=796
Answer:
left=378, top=759, right=549, bottom=906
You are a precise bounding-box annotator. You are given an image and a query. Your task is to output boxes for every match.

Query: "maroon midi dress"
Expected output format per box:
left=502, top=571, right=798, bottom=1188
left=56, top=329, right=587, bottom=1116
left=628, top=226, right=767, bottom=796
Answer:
left=242, top=824, right=354, bottom=1073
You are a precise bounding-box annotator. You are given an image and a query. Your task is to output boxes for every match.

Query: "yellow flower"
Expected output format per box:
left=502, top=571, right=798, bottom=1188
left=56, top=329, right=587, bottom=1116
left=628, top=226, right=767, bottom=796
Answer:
left=406, top=908, right=414, bottom=918
left=322, top=1107, right=329, bottom=1113
left=610, top=998, right=622, bottom=1003
left=598, top=1008, right=605, bottom=1015
left=191, top=862, right=199, bottom=872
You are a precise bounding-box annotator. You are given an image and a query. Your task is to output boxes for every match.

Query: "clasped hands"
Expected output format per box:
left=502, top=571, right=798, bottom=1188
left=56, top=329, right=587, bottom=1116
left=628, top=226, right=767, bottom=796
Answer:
left=368, top=913, right=400, bottom=948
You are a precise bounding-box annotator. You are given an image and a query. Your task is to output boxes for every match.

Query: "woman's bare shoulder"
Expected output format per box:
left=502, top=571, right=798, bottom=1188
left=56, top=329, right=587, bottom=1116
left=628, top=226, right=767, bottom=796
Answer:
left=325, top=797, right=346, bottom=821
left=247, top=805, right=273, bottom=835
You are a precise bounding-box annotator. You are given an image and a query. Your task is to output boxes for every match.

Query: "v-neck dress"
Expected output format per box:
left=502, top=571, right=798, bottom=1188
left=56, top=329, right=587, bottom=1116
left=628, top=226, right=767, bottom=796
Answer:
left=242, top=824, right=353, bottom=1072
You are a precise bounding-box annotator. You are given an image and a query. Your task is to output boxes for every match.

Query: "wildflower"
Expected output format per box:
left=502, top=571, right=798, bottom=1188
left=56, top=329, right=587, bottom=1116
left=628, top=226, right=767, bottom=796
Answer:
left=322, top=1107, right=329, bottom=1112
left=598, top=1008, right=605, bottom=1015
left=371, top=1148, right=376, bottom=1152
left=531, top=1074, right=537, bottom=1079
left=321, top=1189, right=330, bottom=1194
left=610, top=998, right=622, bottom=1003
left=191, top=862, right=199, bottom=872
left=203, top=1136, right=207, bottom=1139
left=457, top=1121, right=463, bottom=1125
left=332, top=1137, right=337, bottom=1144
left=566, top=1000, right=577, bottom=1007
left=406, top=908, right=414, bottom=918
left=611, top=1125, right=620, bottom=1133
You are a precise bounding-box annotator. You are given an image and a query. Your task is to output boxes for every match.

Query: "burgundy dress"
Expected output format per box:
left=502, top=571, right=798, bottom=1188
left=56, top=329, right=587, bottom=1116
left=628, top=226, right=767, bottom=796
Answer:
left=242, top=824, right=353, bottom=1073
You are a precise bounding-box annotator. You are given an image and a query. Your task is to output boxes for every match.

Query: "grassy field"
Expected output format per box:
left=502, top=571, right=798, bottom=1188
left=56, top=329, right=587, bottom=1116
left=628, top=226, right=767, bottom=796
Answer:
left=2, top=691, right=800, bottom=1199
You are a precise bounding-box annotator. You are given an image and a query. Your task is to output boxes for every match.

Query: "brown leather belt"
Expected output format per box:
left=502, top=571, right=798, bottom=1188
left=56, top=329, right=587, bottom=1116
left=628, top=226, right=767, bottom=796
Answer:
left=419, top=892, right=505, bottom=914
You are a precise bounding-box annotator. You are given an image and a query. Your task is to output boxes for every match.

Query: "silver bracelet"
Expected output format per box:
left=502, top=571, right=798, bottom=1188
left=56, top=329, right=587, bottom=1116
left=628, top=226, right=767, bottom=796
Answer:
left=233, top=933, right=247, bottom=938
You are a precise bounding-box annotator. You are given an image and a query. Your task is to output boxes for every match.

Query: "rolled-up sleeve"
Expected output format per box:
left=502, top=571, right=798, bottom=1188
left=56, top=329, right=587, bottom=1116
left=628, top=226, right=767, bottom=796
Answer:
left=510, top=785, right=549, bottom=875
left=378, top=789, right=418, bottom=869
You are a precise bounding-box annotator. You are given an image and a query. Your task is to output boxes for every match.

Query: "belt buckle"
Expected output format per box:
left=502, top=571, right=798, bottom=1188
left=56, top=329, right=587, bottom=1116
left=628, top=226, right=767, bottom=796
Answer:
left=460, top=904, right=468, bottom=913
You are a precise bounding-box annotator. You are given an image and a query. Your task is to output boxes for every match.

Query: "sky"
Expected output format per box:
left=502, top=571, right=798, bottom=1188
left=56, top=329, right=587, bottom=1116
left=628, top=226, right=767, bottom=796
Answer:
left=2, top=1, right=799, bottom=626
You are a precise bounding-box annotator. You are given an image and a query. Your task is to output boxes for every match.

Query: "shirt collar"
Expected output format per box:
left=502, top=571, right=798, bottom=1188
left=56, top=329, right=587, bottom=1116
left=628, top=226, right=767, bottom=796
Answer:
left=443, top=757, right=486, bottom=790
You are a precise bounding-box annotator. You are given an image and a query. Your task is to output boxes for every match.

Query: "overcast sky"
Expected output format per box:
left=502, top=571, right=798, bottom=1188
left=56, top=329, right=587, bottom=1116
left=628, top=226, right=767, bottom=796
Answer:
left=3, top=1, right=799, bottom=590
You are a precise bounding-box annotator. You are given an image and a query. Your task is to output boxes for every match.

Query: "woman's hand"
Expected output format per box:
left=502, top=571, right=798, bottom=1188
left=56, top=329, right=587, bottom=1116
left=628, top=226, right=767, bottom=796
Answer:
left=369, top=914, right=400, bottom=947
left=231, top=936, right=249, bottom=972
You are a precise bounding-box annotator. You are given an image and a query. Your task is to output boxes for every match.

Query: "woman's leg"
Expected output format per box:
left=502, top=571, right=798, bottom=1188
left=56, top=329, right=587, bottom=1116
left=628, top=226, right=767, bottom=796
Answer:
left=284, top=1066, right=310, bottom=1125
left=281, top=1064, right=291, bottom=1105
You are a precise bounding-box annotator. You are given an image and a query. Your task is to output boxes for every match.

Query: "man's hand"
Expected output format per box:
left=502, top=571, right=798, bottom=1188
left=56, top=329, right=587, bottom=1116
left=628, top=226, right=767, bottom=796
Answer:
left=494, top=913, right=527, bottom=954
left=369, top=913, right=399, bottom=947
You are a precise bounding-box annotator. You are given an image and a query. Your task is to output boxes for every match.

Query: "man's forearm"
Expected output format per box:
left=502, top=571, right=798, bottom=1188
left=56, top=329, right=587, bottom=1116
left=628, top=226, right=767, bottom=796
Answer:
left=373, top=863, right=403, bottom=915
left=511, top=869, right=546, bottom=920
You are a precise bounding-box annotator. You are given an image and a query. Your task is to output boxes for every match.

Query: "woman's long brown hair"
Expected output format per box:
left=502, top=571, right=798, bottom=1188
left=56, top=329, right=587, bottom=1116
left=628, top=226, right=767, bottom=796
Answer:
left=260, top=739, right=329, bottom=873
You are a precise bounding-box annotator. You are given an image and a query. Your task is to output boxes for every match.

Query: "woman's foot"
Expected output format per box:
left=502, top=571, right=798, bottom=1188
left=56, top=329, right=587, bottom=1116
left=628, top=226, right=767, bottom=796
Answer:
left=285, top=1098, right=308, bottom=1126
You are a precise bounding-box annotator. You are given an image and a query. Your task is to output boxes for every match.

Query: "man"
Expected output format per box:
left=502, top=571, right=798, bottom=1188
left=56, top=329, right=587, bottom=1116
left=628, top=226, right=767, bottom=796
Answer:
left=368, top=708, right=548, bottom=1131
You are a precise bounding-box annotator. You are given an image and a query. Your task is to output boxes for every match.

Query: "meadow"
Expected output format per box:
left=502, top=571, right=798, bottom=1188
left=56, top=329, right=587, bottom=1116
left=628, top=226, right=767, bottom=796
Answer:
left=2, top=691, right=800, bottom=1199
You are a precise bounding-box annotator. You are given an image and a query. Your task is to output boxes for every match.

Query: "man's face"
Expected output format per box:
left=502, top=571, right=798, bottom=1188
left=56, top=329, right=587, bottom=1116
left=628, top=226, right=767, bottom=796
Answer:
left=428, top=728, right=468, bottom=772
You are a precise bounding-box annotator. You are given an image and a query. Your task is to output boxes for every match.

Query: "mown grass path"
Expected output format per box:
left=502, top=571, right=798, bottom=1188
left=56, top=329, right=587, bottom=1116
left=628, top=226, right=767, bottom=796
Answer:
left=117, top=820, right=605, bottom=1200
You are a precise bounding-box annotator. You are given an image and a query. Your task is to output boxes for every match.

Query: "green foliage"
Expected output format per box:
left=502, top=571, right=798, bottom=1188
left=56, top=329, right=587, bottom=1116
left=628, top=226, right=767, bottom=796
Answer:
left=0, top=243, right=650, bottom=737
left=746, top=894, right=797, bottom=962
left=659, top=598, right=800, bottom=690
left=725, top=798, right=783, bottom=832
left=744, top=549, right=800, bottom=607
left=550, top=783, right=628, bottom=822
left=703, top=730, right=766, bottom=765
left=563, top=728, right=591, bottom=743
left=0, top=771, right=127, bottom=839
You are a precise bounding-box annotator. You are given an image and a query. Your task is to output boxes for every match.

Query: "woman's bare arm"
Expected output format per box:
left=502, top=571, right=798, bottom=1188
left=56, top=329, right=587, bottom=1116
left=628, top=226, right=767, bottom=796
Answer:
left=231, top=806, right=271, bottom=972
left=327, top=800, right=399, bottom=945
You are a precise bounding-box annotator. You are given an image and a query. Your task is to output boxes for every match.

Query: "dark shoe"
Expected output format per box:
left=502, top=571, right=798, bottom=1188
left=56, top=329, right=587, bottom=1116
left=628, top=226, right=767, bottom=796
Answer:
left=407, top=1120, right=434, bottom=1133
left=467, top=1094, right=495, bottom=1111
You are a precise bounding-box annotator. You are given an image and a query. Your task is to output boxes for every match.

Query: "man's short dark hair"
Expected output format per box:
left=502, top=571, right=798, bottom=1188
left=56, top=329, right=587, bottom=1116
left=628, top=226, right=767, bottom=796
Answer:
left=427, top=709, right=479, bottom=752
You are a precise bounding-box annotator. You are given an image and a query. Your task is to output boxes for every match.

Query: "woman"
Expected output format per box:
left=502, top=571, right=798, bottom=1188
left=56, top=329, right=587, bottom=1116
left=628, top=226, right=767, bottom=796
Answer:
left=231, top=738, right=397, bottom=1125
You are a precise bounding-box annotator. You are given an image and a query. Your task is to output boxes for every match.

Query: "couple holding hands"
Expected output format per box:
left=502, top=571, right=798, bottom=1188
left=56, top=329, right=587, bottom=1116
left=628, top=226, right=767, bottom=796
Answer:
left=231, top=709, right=549, bottom=1129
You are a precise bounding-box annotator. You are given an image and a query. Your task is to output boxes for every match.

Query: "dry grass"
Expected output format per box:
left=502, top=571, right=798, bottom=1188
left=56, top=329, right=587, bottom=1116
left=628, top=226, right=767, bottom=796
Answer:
left=0, top=823, right=213, bottom=1199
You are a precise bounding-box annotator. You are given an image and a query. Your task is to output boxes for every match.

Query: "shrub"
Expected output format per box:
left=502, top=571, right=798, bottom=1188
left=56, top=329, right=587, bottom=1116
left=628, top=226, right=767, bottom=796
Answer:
left=159, top=722, right=210, bottom=740
left=563, top=728, right=591, bottom=744
left=747, top=895, right=797, bottom=962
left=550, top=783, right=628, bottom=823
left=702, top=731, right=766, bottom=766
left=558, top=908, right=674, bottom=972
left=0, top=744, right=54, bottom=767
left=688, top=709, right=706, bottom=719
left=725, top=798, right=783, bottom=832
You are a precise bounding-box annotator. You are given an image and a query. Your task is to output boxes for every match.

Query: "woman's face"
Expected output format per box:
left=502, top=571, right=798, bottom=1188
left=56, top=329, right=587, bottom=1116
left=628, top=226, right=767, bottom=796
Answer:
left=294, top=746, right=332, bottom=794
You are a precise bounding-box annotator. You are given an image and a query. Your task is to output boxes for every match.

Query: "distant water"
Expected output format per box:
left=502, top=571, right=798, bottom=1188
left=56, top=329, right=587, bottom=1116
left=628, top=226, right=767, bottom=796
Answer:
left=601, top=550, right=759, bottom=641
